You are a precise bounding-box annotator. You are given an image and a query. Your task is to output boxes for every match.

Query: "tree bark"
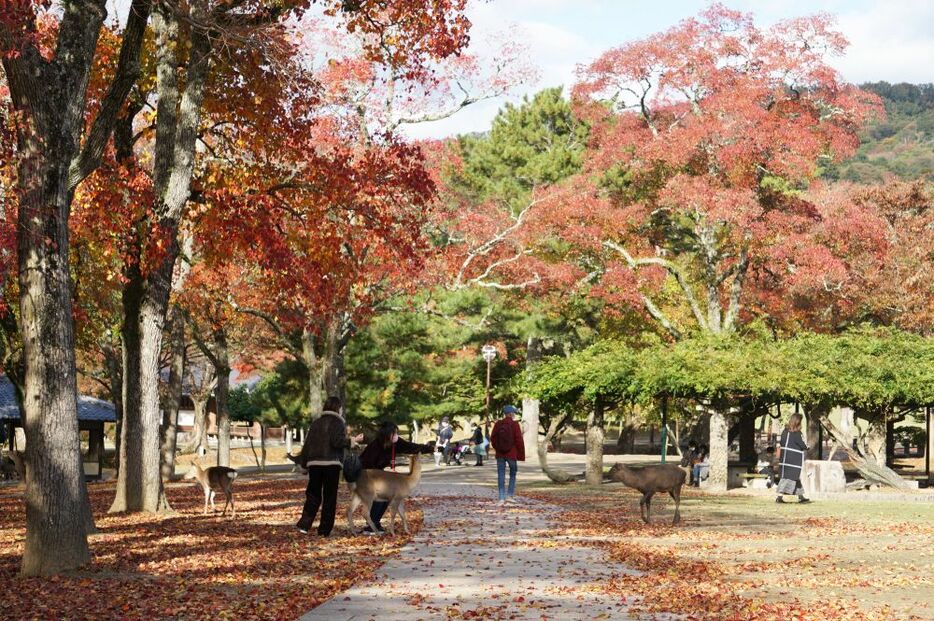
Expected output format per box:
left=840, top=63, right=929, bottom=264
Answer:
left=213, top=327, right=231, bottom=468
left=184, top=396, right=209, bottom=456
left=819, top=411, right=910, bottom=489
left=160, top=312, right=185, bottom=481
left=585, top=397, right=606, bottom=486
left=707, top=407, right=729, bottom=492
left=302, top=327, right=324, bottom=417
left=522, top=336, right=541, bottom=463
left=110, top=267, right=172, bottom=513
left=538, top=411, right=581, bottom=483
left=4, top=1, right=112, bottom=573
left=738, top=414, right=757, bottom=463
left=806, top=412, right=821, bottom=460
left=323, top=318, right=348, bottom=404
left=111, top=1, right=211, bottom=513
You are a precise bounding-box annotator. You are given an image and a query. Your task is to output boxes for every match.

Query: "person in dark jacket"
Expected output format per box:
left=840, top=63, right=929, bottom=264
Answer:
left=491, top=405, right=525, bottom=506
left=296, top=397, right=363, bottom=535
left=436, top=417, right=455, bottom=465
left=358, top=420, right=434, bottom=534
left=777, top=413, right=811, bottom=504
left=470, top=423, right=486, bottom=466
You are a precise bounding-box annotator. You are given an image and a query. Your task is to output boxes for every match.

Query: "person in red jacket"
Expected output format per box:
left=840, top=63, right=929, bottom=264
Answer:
left=491, top=404, right=525, bottom=506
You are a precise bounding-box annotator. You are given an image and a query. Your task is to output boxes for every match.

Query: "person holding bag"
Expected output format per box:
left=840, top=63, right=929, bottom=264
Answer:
left=296, top=397, right=364, bottom=536
left=776, top=413, right=811, bottom=504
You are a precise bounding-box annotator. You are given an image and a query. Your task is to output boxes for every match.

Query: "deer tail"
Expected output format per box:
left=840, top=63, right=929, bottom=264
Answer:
left=228, top=471, right=238, bottom=481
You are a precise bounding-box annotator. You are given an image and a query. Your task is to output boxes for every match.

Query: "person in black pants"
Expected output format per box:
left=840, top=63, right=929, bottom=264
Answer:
left=358, top=420, right=434, bottom=534
left=296, top=397, right=362, bottom=536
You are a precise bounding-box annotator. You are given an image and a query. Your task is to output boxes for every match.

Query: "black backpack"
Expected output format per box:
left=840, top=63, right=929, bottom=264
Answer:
left=342, top=451, right=362, bottom=483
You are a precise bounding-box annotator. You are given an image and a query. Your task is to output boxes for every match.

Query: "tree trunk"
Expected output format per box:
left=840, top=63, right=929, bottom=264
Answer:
left=522, top=336, right=541, bottom=462
left=538, top=411, right=581, bottom=483
left=3, top=0, right=117, bottom=575
left=111, top=1, right=211, bottom=512
left=863, top=417, right=887, bottom=468
left=739, top=414, right=757, bottom=463
left=213, top=327, right=231, bottom=468
left=806, top=412, right=822, bottom=460
left=585, top=397, right=606, bottom=486
left=111, top=267, right=172, bottom=514
left=302, top=327, right=324, bottom=417
left=411, top=419, right=420, bottom=443
left=819, top=412, right=910, bottom=489
left=184, top=397, right=209, bottom=455
left=707, top=407, right=729, bottom=492
left=616, top=407, right=637, bottom=453
left=323, top=318, right=348, bottom=404
left=160, top=313, right=185, bottom=481
left=100, top=340, right=123, bottom=475
left=285, top=425, right=292, bottom=454
left=260, top=424, right=266, bottom=471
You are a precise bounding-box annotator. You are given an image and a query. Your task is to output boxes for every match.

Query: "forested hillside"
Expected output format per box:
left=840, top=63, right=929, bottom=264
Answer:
left=825, top=82, right=934, bottom=183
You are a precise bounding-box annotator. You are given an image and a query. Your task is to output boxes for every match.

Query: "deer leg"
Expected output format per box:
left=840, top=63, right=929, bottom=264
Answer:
left=670, top=485, right=681, bottom=525
left=397, top=500, right=409, bottom=534
left=643, top=492, right=654, bottom=524
left=210, top=489, right=217, bottom=513
left=361, top=496, right=381, bottom=534
left=386, top=499, right=400, bottom=536
left=346, top=494, right=361, bottom=533
left=221, top=488, right=232, bottom=517
left=203, top=489, right=210, bottom=515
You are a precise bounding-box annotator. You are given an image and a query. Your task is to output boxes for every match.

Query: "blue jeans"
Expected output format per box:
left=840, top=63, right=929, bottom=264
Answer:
left=497, top=457, right=517, bottom=500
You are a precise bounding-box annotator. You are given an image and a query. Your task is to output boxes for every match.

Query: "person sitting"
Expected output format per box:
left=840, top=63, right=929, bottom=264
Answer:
left=358, top=420, right=434, bottom=534
left=757, top=445, right=777, bottom=488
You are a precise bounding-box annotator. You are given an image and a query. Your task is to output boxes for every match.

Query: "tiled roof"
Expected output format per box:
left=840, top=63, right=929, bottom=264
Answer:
left=0, top=375, right=116, bottom=422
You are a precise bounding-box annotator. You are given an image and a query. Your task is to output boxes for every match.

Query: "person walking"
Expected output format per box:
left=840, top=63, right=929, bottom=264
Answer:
left=470, top=423, right=486, bottom=466
left=436, top=417, right=454, bottom=465
left=358, top=420, right=434, bottom=534
left=776, top=413, right=811, bottom=504
left=296, top=397, right=363, bottom=536
left=491, top=405, right=525, bottom=506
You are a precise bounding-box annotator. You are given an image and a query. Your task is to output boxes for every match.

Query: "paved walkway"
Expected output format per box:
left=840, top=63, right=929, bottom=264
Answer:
left=299, top=482, right=642, bottom=621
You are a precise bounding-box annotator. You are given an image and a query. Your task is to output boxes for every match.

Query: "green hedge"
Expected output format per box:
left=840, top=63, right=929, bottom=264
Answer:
left=527, top=328, right=934, bottom=410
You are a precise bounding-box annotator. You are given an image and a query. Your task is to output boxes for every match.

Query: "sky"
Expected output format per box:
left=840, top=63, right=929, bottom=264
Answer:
left=402, top=0, right=934, bottom=139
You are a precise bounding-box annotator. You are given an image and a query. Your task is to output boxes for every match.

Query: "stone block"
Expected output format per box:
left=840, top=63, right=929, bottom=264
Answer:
left=802, top=460, right=846, bottom=495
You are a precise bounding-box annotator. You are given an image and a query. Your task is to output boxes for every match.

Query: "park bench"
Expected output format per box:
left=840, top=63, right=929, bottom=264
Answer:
left=739, top=472, right=772, bottom=489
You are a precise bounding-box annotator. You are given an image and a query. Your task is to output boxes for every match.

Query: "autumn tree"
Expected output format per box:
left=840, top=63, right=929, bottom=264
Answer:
left=565, top=5, right=885, bottom=489
left=0, top=0, right=151, bottom=575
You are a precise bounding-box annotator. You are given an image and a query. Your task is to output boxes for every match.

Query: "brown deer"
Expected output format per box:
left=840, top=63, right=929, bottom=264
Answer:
left=347, top=455, right=422, bottom=535
left=608, top=462, right=686, bottom=525
left=184, top=462, right=238, bottom=517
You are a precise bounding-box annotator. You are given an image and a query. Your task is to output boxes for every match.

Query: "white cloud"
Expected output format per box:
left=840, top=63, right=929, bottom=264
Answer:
left=832, top=0, right=934, bottom=84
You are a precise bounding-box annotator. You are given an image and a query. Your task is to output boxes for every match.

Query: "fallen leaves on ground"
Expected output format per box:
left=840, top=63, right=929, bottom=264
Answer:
left=0, top=476, right=421, bottom=620
left=524, top=487, right=934, bottom=621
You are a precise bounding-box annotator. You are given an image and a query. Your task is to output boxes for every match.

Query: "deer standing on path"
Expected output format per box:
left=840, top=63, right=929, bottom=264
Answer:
left=608, top=462, right=685, bottom=525
left=185, top=462, right=238, bottom=518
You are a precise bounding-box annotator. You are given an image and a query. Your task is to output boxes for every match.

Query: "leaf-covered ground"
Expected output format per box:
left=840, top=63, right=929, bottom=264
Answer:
left=524, top=483, right=934, bottom=621
left=0, top=475, right=421, bottom=621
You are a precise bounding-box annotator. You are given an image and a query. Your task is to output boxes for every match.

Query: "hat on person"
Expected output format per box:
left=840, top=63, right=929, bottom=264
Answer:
left=441, top=416, right=450, bottom=423
left=502, top=405, right=518, bottom=415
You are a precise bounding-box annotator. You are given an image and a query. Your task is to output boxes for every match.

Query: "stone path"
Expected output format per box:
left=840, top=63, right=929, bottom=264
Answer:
left=299, top=483, right=642, bottom=621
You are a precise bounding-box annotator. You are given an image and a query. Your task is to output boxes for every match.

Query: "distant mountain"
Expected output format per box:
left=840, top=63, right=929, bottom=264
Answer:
left=824, top=82, right=934, bottom=183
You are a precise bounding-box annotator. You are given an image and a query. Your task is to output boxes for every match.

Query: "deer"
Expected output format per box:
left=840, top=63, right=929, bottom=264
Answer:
left=347, top=455, right=422, bottom=535
left=607, top=462, right=686, bottom=525
left=184, top=462, right=238, bottom=518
